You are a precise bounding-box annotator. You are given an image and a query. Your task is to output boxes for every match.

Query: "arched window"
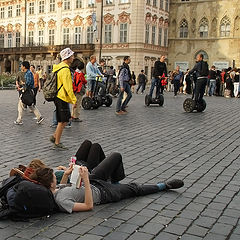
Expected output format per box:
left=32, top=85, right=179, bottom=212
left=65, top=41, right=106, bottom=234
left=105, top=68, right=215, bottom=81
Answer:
left=179, top=19, right=188, bottom=38
left=220, top=16, right=231, bottom=37
left=199, top=18, right=208, bottom=38
left=195, top=50, right=209, bottom=60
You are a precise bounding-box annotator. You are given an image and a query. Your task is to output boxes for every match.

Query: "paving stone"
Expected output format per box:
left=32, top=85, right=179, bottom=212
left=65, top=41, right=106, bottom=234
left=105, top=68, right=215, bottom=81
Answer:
left=164, top=224, right=187, bottom=236
left=180, top=234, right=204, bottom=240
left=154, top=232, right=179, bottom=240
left=139, top=222, right=164, bottom=235
left=67, top=224, right=93, bottom=235
left=127, top=232, right=153, bottom=240
left=104, top=231, right=129, bottom=240
left=54, top=232, right=79, bottom=240
left=186, top=225, right=209, bottom=237
left=209, top=223, right=234, bottom=236
left=88, top=226, right=112, bottom=236
left=77, top=234, right=103, bottom=240
left=116, top=223, right=139, bottom=234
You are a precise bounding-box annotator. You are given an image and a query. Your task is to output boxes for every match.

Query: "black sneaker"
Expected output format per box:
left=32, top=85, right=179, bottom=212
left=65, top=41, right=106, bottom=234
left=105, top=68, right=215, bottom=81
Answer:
left=165, top=179, right=184, bottom=190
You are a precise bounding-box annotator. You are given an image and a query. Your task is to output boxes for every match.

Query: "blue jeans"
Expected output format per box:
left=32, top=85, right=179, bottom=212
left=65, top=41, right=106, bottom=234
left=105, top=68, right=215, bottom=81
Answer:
left=149, top=78, right=160, bottom=97
left=208, top=80, right=216, bottom=96
left=116, top=82, right=132, bottom=112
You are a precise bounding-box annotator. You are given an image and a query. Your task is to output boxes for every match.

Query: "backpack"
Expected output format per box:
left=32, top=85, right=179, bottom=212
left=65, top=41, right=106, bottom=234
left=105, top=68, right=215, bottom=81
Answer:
left=199, top=61, right=209, bottom=77
left=20, top=88, right=35, bottom=106
left=0, top=180, right=58, bottom=220
left=43, top=66, right=69, bottom=102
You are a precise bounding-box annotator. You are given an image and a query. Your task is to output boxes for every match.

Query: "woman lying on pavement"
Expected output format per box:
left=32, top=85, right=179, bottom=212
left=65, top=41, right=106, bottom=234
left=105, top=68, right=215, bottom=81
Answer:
left=30, top=152, right=184, bottom=213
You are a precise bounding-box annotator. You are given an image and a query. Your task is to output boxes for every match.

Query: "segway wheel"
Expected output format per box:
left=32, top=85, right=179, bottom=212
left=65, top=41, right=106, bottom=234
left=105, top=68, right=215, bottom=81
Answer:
left=183, top=98, right=195, bottom=113
left=92, top=96, right=102, bottom=109
left=82, top=97, right=93, bottom=110
left=197, top=99, right=206, bottom=112
left=105, top=95, right=113, bottom=107
left=158, top=94, right=164, bottom=106
left=145, top=95, right=151, bottom=106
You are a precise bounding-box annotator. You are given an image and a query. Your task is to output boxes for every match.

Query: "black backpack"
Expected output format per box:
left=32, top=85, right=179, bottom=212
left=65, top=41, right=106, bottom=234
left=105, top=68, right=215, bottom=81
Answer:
left=199, top=61, right=209, bottom=77
left=0, top=180, right=58, bottom=220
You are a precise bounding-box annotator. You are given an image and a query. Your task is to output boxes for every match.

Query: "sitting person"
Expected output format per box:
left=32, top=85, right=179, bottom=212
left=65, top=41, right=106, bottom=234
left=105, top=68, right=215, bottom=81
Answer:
left=30, top=153, right=184, bottom=213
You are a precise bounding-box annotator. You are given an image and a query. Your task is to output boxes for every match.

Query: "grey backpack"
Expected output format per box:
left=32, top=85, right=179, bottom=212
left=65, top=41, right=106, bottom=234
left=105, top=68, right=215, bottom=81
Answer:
left=43, top=66, right=69, bottom=102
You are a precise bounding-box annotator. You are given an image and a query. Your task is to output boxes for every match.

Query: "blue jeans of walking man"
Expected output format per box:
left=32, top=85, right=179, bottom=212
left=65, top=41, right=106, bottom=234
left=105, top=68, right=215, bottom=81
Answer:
left=208, top=79, right=216, bottom=96
left=116, top=82, right=132, bottom=112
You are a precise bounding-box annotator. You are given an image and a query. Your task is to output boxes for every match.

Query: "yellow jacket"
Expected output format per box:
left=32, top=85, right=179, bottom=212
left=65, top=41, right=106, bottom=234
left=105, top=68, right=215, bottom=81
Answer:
left=53, top=62, right=76, bottom=104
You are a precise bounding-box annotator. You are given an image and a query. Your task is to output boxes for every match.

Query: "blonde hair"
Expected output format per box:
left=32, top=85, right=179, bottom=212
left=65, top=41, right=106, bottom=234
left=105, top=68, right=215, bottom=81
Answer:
left=90, top=55, right=96, bottom=61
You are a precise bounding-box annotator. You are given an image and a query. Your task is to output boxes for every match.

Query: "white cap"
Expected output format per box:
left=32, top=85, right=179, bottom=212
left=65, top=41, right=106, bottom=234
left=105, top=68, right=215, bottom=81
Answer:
left=60, top=48, right=74, bottom=61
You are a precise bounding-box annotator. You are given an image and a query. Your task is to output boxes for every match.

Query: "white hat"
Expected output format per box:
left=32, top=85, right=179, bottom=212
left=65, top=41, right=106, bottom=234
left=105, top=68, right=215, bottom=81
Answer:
left=60, top=48, right=74, bottom=61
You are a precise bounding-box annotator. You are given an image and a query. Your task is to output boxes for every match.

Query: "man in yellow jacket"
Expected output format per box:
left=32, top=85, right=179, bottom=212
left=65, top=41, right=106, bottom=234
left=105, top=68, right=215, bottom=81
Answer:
left=51, top=48, right=77, bottom=150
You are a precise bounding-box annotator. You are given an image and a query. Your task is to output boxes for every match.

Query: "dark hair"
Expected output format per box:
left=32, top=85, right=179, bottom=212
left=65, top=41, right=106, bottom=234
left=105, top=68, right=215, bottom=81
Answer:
left=110, top=66, right=113, bottom=69
left=31, top=65, right=35, bottom=69
left=30, top=168, right=54, bottom=189
left=123, top=56, right=130, bottom=61
left=100, top=59, right=105, bottom=63
left=21, top=61, right=30, bottom=70
left=141, top=70, right=144, bottom=73
left=199, top=54, right=204, bottom=59
left=71, top=59, right=85, bottom=71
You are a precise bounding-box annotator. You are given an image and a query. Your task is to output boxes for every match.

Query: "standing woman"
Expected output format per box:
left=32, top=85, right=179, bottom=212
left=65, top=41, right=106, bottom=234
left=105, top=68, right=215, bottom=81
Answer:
left=233, top=70, right=239, bottom=98
left=71, top=59, right=87, bottom=122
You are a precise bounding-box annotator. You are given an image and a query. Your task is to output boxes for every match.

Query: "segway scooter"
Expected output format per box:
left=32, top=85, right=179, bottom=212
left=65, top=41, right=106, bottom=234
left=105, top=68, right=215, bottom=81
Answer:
left=145, top=78, right=164, bottom=107
left=183, top=86, right=206, bottom=113
left=97, top=76, right=113, bottom=107
left=82, top=77, right=102, bottom=110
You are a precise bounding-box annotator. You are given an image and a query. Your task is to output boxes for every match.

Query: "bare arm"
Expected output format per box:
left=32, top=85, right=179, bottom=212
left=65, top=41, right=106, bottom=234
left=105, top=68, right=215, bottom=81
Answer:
left=60, top=165, right=73, bottom=184
left=72, top=167, right=93, bottom=212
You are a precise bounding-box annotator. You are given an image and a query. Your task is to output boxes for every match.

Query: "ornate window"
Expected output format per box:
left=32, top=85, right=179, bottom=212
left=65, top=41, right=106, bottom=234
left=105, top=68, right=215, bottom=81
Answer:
left=75, top=27, right=81, bottom=44
left=50, top=0, right=56, bottom=12
left=104, top=24, right=112, bottom=43
left=164, top=28, right=168, bottom=47
left=8, top=6, right=12, bottom=18
left=76, top=0, right=83, bottom=8
left=199, top=18, right=208, bottom=38
left=152, top=26, right=156, bottom=45
left=220, top=17, right=231, bottom=37
left=39, top=1, right=45, bottom=14
left=146, top=0, right=150, bottom=5
left=38, top=30, right=44, bottom=45
left=29, top=3, right=34, bottom=15
left=7, top=33, right=12, bottom=47
left=87, top=26, right=94, bottom=43
left=165, top=0, right=169, bottom=12
left=16, top=5, right=21, bottom=17
left=16, top=32, right=21, bottom=47
left=145, top=24, right=150, bottom=44
left=0, top=34, right=4, bottom=48
left=0, top=8, right=4, bottom=19
left=49, top=29, right=55, bottom=45
left=153, top=0, right=157, bottom=7
left=28, top=31, right=34, bottom=46
left=88, top=0, right=95, bottom=7
left=160, top=0, right=164, bottom=9
left=158, top=27, right=162, bottom=46
left=119, top=23, right=128, bottom=43
left=179, top=19, right=188, bottom=38
left=64, top=0, right=71, bottom=10
left=63, top=28, right=70, bottom=44
left=106, top=0, right=113, bottom=5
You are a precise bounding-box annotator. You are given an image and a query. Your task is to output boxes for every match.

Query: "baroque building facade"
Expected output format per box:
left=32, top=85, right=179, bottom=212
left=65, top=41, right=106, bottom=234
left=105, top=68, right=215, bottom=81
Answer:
left=168, top=0, right=240, bottom=71
left=0, top=0, right=169, bottom=78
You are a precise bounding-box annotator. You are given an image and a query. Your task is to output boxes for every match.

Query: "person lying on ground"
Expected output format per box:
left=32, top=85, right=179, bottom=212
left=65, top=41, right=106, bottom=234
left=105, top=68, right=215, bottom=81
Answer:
left=30, top=153, right=184, bottom=213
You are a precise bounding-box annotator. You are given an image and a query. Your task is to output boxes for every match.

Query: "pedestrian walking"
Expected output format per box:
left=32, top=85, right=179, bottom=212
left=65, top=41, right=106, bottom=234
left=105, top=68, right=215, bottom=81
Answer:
left=233, top=70, right=239, bottom=98
left=116, top=56, right=132, bottom=115
left=30, top=65, right=41, bottom=106
left=130, top=71, right=136, bottom=93
left=50, top=48, right=77, bottom=150
left=136, top=70, right=147, bottom=94
left=14, top=61, right=44, bottom=125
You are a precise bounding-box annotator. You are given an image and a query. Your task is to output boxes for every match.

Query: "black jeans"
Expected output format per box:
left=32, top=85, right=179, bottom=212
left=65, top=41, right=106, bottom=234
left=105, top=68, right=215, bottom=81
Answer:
left=136, top=83, right=146, bottom=93
left=33, top=87, right=38, bottom=106
left=75, top=140, right=106, bottom=172
left=174, top=81, right=180, bottom=96
left=194, top=78, right=207, bottom=102
left=89, top=154, right=159, bottom=204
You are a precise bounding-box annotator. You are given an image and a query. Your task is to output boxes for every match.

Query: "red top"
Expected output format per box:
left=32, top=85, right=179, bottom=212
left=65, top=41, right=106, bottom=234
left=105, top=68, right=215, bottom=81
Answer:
left=220, top=72, right=225, bottom=83
left=73, top=71, right=87, bottom=93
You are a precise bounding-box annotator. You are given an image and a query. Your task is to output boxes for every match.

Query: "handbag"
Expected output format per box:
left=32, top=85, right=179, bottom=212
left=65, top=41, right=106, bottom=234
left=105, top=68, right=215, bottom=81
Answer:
left=20, top=88, right=34, bottom=106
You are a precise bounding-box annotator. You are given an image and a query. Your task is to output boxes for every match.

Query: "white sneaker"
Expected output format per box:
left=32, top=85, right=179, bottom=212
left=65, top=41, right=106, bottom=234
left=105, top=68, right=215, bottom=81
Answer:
left=14, top=120, right=23, bottom=125
left=36, top=117, right=44, bottom=124
left=33, top=117, right=37, bottom=120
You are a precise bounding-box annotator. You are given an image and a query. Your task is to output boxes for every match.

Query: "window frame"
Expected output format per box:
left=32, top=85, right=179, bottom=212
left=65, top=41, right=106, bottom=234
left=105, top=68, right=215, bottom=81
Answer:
left=119, top=23, right=128, bottom=43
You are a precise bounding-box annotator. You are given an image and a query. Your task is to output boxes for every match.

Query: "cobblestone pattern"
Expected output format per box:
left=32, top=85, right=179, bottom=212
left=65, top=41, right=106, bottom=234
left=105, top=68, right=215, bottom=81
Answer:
left=0, top=90, right=239, bottom=240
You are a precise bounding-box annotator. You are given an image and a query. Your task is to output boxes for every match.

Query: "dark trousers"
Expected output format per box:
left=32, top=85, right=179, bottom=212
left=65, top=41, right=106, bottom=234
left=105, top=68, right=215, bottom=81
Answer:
left=136, top=83, right=146, bottom=93
left=89, top=153, right=159, bottom=204
left=194, top=78, right=207, bottom=102
left=33, top=87, right=38, bottom=105
left=75, top=140, right=106, bottom=172
left=174, top=81, right=180, bottom=96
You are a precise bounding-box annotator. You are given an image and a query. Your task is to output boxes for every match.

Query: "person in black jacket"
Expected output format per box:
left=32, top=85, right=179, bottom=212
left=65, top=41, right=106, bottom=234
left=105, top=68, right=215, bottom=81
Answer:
left=136, top=70, right=147, bottom=94
left=149, top=56, right=167, bottom=97
left=208, top=66, right=217, bottom=96
left=188, top=54, right=209, bottom=104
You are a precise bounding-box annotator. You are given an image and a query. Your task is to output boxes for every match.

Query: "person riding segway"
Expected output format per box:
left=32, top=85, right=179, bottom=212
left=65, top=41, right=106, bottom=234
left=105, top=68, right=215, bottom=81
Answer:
left=183, top=54, right=209, bottom=113
left=145, top=56, right=167, bottom=107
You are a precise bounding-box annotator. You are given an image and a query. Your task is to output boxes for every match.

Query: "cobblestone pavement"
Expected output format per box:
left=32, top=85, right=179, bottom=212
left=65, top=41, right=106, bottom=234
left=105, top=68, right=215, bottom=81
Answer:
left=0, top=90, right=240, bottom=240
